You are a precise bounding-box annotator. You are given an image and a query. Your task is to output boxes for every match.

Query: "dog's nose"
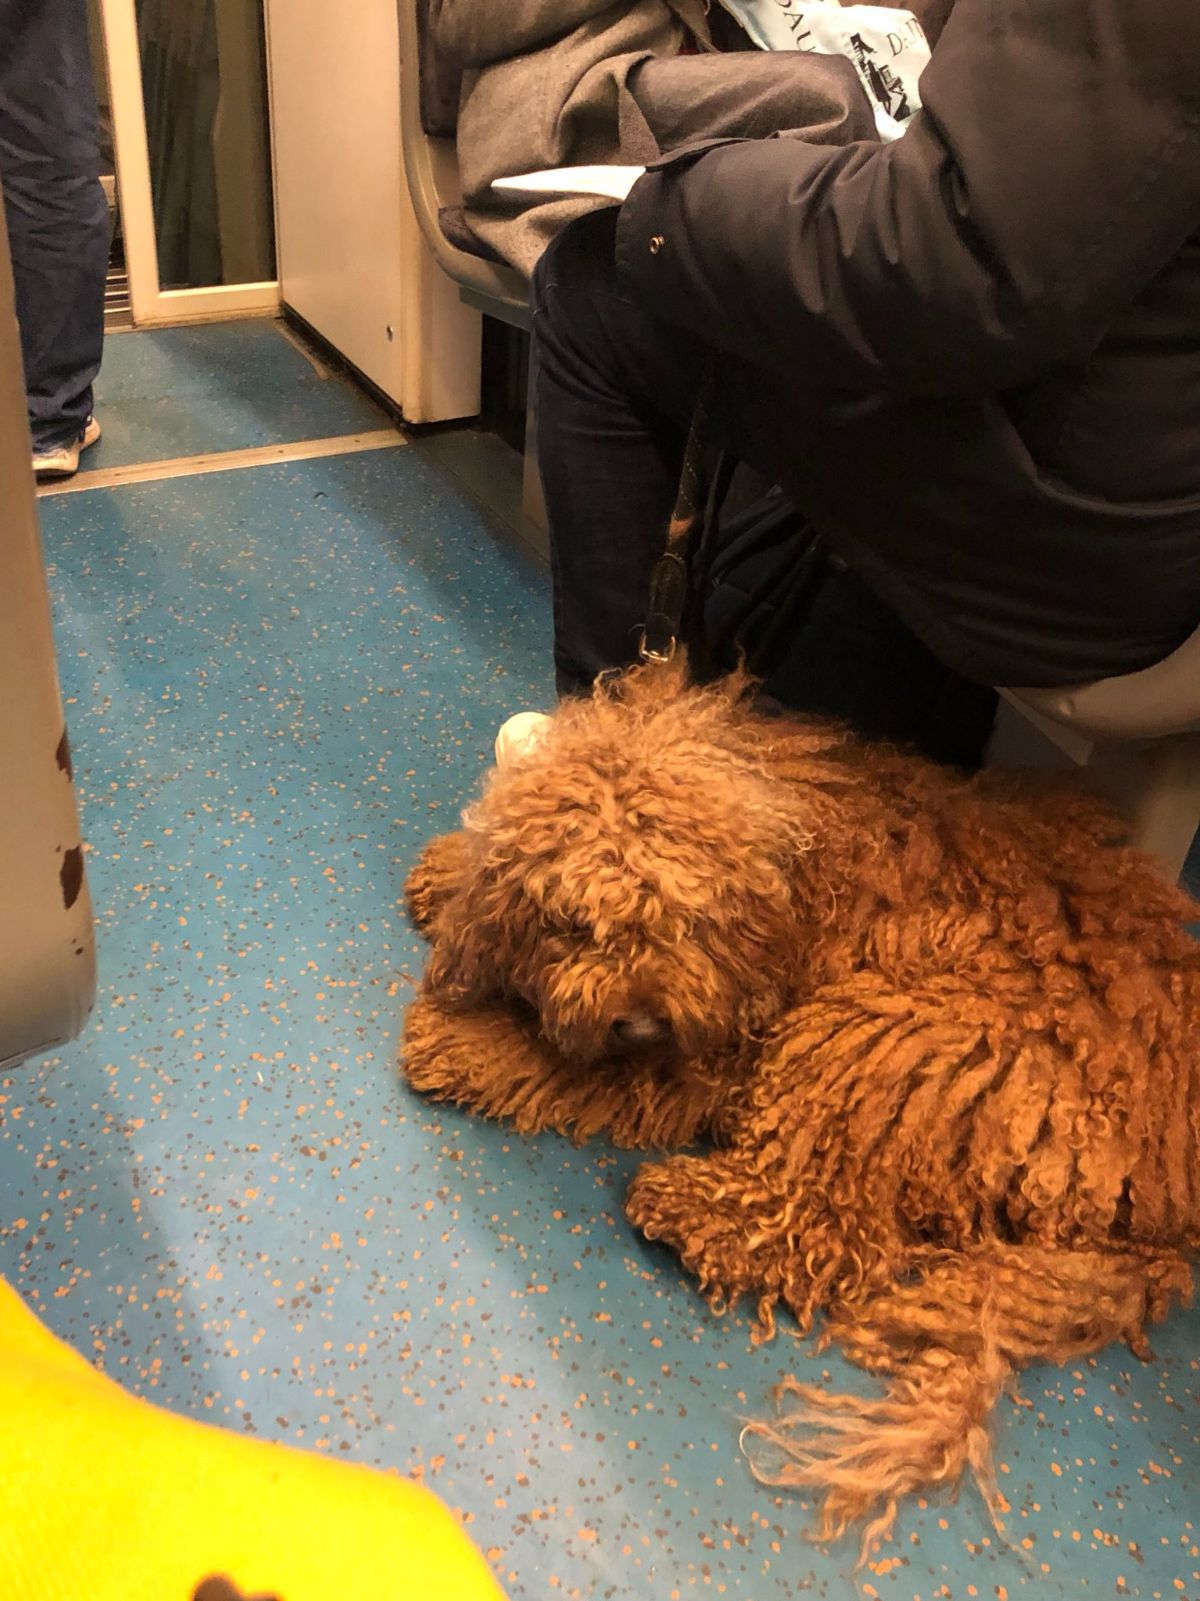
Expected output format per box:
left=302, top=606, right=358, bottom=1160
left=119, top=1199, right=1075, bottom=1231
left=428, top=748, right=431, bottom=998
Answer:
left=611, top=1013, right=670, bottom=1049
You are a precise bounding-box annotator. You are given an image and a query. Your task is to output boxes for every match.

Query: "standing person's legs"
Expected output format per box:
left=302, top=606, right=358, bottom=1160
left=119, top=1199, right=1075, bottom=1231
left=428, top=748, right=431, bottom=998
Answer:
left=0, top=0, right=108, bottom=455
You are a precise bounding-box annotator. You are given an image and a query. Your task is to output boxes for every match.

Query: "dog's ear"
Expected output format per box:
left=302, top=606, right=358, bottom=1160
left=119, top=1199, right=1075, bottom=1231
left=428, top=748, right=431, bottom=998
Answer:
left=407, top=830, right=507, bottom=1005
left=422, top=870, right=511, bottom=1007
left=422, top=851, right=524, bottom=999
left=405, top=829, right=476, bottom=939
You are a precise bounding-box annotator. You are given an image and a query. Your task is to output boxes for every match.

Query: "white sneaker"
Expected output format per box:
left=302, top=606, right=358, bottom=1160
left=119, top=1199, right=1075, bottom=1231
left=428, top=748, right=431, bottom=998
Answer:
left=495, top=710, right=551, bottom=768
left=33, top=415, right=101, bottom=481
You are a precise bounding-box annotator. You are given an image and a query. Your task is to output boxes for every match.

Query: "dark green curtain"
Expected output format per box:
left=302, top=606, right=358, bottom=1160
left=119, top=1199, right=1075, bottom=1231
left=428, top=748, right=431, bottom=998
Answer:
left=136, top=0, right=222, bottom=288
left=135, top=0, right=275, bottom=290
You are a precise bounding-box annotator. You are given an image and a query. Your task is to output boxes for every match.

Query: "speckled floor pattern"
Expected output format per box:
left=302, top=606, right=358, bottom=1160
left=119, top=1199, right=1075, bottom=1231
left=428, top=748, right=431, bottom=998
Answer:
left=1, top=323, right=1198, bottom=1600
left=87, top=319, right=386, bottom=469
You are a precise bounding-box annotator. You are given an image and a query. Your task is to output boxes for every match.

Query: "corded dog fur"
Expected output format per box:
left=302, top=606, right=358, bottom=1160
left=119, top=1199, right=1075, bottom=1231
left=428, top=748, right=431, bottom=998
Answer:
left=401, top=665, right=1199, bottom=1549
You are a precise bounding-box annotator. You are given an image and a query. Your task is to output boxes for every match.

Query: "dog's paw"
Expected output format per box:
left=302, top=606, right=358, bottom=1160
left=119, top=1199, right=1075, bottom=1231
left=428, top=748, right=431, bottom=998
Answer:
left=404, top=830, right=473, bottom=937
left=626, top=1154, right=779, bottom=1324
left=402, top=991, right=593, bottom=1137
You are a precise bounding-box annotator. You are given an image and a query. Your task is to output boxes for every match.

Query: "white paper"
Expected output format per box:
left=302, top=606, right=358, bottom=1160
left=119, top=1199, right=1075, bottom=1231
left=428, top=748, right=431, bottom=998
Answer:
left=492, top=165, right=645, bottom=202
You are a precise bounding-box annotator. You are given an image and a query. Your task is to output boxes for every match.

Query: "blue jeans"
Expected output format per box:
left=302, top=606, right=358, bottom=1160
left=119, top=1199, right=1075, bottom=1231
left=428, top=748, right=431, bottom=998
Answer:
left=0, top=0, right=108, bottom=450
left=531, top=209, right=997, bottom=766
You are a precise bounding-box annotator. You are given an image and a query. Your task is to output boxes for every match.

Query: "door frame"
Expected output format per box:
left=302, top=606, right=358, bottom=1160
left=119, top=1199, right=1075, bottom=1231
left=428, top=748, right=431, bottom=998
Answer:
left=99, top=0, right=280, bottom=326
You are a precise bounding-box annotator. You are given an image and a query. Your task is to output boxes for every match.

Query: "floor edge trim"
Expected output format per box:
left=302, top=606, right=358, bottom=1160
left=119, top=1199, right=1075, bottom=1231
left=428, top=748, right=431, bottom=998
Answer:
left=37, top=429, right=407, bottom=497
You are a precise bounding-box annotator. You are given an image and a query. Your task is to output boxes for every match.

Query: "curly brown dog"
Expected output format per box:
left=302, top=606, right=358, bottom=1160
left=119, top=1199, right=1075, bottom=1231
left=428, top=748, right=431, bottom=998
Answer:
left=401, top=664, right=1199, bottom=1549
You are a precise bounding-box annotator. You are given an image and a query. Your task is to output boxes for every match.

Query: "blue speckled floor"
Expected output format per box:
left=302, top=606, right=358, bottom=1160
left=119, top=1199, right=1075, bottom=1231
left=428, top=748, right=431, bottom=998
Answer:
left=87, top=319, right=385, bottom=468
left=2, top=323, right=1198, bottom=1600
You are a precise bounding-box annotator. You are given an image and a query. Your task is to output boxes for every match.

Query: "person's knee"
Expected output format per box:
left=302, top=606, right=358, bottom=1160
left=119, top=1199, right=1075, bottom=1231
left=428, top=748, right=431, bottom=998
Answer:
left=532, top=208, right=621, bottom=327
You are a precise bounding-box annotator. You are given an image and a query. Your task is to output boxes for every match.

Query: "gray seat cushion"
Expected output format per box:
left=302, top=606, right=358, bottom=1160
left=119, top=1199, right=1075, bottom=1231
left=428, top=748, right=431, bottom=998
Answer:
left=437, top=204, right=505, bottom=262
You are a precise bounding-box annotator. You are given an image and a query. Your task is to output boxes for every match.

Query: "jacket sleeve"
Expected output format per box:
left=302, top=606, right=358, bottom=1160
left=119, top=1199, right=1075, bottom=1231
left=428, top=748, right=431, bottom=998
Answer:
left=614, top=0, right=1200, bottom=397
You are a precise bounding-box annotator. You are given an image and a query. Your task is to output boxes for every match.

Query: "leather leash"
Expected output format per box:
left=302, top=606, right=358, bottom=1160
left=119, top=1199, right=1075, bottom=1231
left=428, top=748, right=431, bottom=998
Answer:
left=637, top=359, right=717, bottom=667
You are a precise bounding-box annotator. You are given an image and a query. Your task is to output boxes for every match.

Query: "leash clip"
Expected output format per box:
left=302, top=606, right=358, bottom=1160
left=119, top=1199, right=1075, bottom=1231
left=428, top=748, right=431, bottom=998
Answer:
left=638, top=627, right=677, bottom=666
left=635, top=361, right=716, bottom=673
left=638, top=549, right=688, bottom=667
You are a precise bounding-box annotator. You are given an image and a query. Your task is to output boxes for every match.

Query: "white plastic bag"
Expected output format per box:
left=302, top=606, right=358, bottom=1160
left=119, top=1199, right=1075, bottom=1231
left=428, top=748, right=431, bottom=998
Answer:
left=715, top=0, right=931, bottom=141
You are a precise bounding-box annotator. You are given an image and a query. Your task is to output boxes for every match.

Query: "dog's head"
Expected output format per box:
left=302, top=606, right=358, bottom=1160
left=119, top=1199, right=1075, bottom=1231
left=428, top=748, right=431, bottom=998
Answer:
left=424, top=668, right=819, bottom=1065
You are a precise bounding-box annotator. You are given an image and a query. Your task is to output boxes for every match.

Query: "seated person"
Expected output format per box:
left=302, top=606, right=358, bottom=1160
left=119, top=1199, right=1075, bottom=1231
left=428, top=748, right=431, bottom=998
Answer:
left=526, top=0, right=1200, bottom=762
left=431, top=0, right=717, bottom=274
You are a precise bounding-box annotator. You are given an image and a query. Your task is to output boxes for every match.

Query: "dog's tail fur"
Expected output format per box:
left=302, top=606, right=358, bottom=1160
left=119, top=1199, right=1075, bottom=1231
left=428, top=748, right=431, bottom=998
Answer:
left=741, top=1241, right=1192, bottom=1558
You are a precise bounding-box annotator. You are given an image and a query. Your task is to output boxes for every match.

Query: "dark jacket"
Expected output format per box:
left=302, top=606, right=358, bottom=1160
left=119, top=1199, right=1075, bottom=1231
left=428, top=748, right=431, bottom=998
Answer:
left=616, top=0, right=1200, bottom=687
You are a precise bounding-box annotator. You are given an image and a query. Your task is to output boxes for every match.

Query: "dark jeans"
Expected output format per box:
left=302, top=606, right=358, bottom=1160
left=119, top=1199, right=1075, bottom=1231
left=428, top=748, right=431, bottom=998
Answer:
left=531, top=209, right=997, bottom=765
left=0, top=0, right=108, bottom=450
